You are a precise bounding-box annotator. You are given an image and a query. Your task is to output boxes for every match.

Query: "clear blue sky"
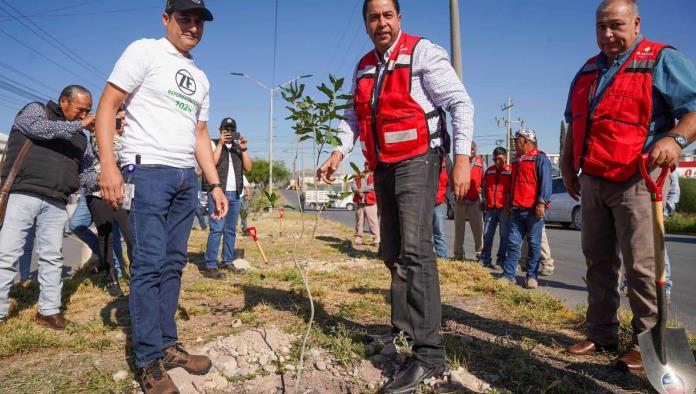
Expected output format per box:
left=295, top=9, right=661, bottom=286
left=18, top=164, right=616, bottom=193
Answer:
left=0, top=0, right=694, bottom=168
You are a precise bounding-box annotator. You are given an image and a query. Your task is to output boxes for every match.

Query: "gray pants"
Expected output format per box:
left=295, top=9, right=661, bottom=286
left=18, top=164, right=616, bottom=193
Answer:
left=0, top=192, right=67, bottom=320
left=580, top=171, right=664, bottom=346
left=374, top=150, right=444, bottom=366
left=453, top=200, right=484, bottom=259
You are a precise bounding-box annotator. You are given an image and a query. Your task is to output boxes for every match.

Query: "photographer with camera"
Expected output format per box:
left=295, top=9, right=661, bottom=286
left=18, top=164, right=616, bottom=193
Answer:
left=203, top=117, right=252, bottom=279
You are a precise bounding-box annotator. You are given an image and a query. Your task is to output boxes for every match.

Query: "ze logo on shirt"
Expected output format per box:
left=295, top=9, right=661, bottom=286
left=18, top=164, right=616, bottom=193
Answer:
left=175, top=69, right=197, bottom=95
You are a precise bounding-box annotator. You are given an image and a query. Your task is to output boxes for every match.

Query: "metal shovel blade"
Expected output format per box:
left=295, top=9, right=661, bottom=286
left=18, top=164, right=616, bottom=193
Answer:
left=638, top=327, right=696, bottom=394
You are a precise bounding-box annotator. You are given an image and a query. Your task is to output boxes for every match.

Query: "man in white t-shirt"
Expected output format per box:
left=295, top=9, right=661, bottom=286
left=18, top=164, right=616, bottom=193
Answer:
left=203, top=117, right=252, bottom=278
left=93, top=1, right=227, bottom=392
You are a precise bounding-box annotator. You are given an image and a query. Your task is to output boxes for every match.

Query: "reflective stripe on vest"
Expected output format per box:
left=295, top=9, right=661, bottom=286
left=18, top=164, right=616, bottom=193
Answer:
left=570, top=39, right=673, bottom=182
left=511, top=149, right=541, bottom=209
left=354, top=32, right=441, bottom=169
left=484, top=164, right=512, bottom=209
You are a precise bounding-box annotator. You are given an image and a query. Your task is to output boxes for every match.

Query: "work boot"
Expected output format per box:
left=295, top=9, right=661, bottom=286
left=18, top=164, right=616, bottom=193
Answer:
left=106, top=281, right=123, bottom=298
left=525, top=278, right=538, bottom=289
left=539, top=268, right=554, bottom=277
left=139, top=359, right=179, bottom=394
left=615, top=348, right=643, bottom=372
left=162, top=343, right=212, bottom=375
left=203, top=268, right=224, bottom=279
left=35, top=312, right=68, bottom=331
left=567, top=339, right=617, bottom=356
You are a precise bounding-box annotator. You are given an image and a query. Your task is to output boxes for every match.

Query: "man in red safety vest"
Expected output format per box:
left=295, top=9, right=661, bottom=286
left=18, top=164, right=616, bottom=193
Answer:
left=480, top=147, right=511, bottom=268
left=562, top=0, right=696, bottom=372
left=352, top=161, right=379, bottom=245
left=316, top=0, right=475, bottom=391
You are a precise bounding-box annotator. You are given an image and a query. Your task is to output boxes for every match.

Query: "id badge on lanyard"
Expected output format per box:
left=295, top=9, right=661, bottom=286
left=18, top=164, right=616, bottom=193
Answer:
left=120, top=154, right=140, bottom=210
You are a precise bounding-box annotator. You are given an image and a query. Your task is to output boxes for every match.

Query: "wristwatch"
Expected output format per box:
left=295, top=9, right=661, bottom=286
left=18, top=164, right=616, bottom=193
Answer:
left=209, top=183, right=223, bottom=191
left=668, top=132, right=688, bottom=149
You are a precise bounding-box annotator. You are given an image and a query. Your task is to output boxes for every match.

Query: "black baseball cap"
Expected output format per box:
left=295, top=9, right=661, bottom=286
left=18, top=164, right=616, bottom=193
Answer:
left=165, top=0, right=214, bottom=21
left=220, top=117, right=236, bottom=131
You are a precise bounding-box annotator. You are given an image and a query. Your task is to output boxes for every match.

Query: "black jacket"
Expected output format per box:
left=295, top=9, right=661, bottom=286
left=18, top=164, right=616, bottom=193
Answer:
left=1, top=101, right=87, bottom=203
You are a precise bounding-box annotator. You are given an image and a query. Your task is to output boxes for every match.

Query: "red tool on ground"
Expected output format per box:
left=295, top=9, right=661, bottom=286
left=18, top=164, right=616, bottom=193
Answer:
left=637, top=153, right=696, bottom=394
left=245, top=226, right=269, bottom=264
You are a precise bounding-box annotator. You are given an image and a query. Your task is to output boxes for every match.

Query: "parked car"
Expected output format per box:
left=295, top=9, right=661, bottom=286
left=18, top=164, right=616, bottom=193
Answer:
left=333, top=195, right=356, bottom=211
left=546, top=177, right=582, bottom=230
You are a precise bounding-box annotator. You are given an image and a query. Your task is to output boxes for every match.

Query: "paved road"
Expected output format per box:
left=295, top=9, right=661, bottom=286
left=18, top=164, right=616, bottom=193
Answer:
left=280, top=189, right=696, bottom=332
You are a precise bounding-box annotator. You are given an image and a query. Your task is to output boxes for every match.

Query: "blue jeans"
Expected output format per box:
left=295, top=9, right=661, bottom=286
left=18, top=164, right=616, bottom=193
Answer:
left=0, top=193, right=67, bottom=319
left=18, top=223, right=36, bottom=280
left=205, top=191, right=241, bottom=268
left=481, top=208, right=510, bottom=267
left=502, top=208, right=545, bottom=281
left=126, top=166, right=197, bottom=368
left=240, top=198, right=249, bottom=232
left=432, top=203, right=448, bottom=258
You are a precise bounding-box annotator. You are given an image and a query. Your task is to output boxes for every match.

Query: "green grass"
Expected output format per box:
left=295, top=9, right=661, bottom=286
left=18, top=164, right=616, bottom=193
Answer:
left=665, top=212, right=696, bottom=233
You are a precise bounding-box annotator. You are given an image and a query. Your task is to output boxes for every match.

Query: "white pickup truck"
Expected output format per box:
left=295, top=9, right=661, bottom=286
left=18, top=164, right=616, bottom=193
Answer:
left=303, top=190, right=332, bottom=210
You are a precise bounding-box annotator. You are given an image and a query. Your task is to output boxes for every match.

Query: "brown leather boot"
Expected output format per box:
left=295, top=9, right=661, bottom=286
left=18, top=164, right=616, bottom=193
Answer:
left=139, top=359, right=179, bottom=394
left=35, top=312, right=67, bottom=331
left=162, top=343, right=212, bottom=375
left=615, top=348, right=643, bottom=371
left=567, top=339, right=617, bottom=355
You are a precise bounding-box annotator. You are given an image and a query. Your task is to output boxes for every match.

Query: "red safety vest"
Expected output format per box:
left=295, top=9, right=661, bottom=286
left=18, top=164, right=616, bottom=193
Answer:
left=354, top=32, right=442, bottom=169
left=436, top=157, right=448, bottom=205
left=483, top=164, right=512, bottom=209
left=510, top=148, right=542, bottom=209
left=464, top=156, right=484, bottom=201
left=570, top=38, right=673, bottom=182
left=353, top=173, right=376, bottom=205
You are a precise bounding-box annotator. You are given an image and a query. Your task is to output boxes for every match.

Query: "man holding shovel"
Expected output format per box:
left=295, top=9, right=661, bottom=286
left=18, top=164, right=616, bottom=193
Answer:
left=562, top=0, right=696, bottom=373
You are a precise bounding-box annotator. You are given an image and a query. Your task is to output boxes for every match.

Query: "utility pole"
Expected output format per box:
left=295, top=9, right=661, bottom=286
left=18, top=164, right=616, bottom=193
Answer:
left=449, top=0, right=463, bottom=79
left=495, top=97, right=525, bottom=162
left=230, top=73, right=312, bottom=196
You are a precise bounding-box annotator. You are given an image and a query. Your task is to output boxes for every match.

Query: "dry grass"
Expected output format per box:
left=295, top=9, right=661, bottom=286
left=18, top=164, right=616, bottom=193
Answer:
left=0, top=209, right=693, bottom=393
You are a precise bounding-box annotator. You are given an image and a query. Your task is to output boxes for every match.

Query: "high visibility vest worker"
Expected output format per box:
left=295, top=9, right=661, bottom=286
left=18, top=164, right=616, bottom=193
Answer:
left=570, top=38, right=673, bottom=182
left=353, top=173, right=377, bottom=205
left=483, top=164, right=512, bottom=209
left=464, top=156, right=484, bottom=201
left=510, top=148, right=545, bottom=209
left=354, top=32, right=443, bottom=169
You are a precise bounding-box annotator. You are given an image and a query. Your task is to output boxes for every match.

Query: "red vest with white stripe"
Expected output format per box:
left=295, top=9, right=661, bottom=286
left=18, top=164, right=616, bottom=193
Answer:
left=570, top=39, right=673, bottom=182
left=464, top=156, right=484, bottom=200
left=353, top=173, right=376, bottom=205
left=436, top=157, right=448, bottom=205
left=354, top=32, right=440, bottom=169
left=511, top=148, right=541, bottom=209
left=484, top=164, right=512, bottom=209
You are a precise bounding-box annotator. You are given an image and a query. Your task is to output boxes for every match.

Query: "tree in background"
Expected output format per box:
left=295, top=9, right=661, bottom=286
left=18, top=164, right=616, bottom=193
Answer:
left=247, top=159, right=291, bottom=188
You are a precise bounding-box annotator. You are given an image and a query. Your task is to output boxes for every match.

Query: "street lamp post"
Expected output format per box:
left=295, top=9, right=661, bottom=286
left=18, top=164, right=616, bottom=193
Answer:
left=230, top=72, right=312, bottom=195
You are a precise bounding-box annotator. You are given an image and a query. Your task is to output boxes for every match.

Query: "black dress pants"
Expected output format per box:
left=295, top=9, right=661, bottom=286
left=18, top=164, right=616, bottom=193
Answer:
left=373, top=149, right=445, bottom=366
left=86, top=196, right=131, bottom=282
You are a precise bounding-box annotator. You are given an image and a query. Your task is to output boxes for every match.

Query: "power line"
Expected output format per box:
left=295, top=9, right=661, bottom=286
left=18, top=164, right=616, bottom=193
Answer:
left=0, top=75, right=51, bottom=102
left=0, top=1, right=108, bottom=81
left=0, top=4, right=157, bottom=21
left=0, top=26, right=101, bottom=89
left=0, top=61, right=58, bottom=97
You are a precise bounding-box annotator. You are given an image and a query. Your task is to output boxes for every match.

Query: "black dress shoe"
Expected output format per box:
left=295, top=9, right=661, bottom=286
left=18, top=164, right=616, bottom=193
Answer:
left=381, top=361, right=447, bottom=394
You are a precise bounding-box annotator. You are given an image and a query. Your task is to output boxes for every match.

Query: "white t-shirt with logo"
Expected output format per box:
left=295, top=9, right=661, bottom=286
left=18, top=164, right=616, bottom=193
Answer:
left=211, top=141, right=236, bottom=192
left=108, top=38, right=210, bottom=168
